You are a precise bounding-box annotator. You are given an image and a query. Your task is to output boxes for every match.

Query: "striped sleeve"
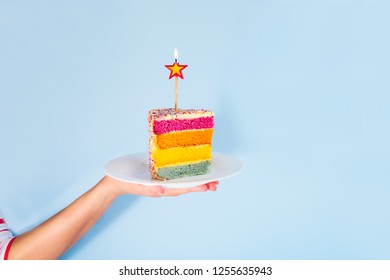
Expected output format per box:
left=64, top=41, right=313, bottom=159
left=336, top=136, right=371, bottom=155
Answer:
left=0, top=213, right=16, bottom=260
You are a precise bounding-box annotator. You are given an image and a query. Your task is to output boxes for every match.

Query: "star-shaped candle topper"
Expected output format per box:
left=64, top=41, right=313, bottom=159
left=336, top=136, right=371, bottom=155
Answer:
left=166, top=49, right=187, bottom=112
left=165, top=48, right=188, bottom=79
left=165, top=62, right=188, bottom=79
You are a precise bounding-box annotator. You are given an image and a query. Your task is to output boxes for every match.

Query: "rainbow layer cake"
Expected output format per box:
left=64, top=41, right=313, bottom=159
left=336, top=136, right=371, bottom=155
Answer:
left=148, top=108, right=214, bottom=180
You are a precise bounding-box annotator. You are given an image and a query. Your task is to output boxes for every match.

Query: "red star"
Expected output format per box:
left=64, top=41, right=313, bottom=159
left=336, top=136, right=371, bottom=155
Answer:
left=165, top=62, right=188, bottom=79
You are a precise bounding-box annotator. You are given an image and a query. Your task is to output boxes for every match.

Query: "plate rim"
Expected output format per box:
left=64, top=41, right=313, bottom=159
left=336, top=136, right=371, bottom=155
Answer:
left=104, top=151, right=244, bottom=188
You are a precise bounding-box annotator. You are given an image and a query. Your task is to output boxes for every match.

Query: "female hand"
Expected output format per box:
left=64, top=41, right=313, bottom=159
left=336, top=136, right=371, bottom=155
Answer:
left=101, top=175, right=218, bottom=198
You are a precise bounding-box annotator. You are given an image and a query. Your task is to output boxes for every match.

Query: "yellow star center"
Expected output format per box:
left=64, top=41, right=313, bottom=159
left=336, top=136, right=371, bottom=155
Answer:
left=165, top=62, right=188, bottom=79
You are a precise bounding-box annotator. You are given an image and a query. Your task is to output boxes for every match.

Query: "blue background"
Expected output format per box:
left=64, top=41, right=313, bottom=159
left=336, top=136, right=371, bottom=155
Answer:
left=1, top=0, right=389, bottom=260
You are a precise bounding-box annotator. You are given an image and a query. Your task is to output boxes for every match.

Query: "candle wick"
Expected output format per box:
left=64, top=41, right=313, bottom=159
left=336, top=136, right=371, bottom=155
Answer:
left=175, top=59, right=177, bottom=63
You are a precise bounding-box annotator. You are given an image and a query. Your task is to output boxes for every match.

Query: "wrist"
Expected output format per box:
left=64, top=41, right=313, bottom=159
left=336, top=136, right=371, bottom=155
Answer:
left=96, top=176, right=124, bottom=201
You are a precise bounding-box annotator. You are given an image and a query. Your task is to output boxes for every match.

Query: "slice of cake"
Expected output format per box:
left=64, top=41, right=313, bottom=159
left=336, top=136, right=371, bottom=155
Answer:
left=148, top=108, right=214, bottom=180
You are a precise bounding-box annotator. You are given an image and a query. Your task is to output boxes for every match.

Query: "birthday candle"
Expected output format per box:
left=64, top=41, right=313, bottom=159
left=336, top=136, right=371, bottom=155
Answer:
left=165, top=49, right=188, bottom=112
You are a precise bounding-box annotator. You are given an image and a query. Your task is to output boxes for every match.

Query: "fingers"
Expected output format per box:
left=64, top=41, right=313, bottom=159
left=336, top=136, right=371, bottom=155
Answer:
left=160, top=185, right=207, bottom=197
left=206, top=181, right=219, bottom=191
left=132, top=181, right=220, bottom=198
left=156, top=181, right=219, bottom=197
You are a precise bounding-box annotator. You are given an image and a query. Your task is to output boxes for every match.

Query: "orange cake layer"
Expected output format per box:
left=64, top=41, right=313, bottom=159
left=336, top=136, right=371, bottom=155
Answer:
left=155, top=129, right=213, bottom=149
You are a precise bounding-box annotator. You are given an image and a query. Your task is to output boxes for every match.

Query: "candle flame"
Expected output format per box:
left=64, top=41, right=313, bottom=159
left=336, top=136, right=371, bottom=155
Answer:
left=174, top=48, right=178, bottom=60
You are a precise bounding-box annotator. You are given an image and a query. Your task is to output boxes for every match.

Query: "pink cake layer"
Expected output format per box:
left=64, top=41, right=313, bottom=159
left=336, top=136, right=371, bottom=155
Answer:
left=153, top=117, right=214, bottom=135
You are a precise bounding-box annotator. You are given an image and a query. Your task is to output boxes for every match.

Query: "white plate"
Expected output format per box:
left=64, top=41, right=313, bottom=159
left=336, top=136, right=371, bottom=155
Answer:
left=104, top=152, right=244, bottom=188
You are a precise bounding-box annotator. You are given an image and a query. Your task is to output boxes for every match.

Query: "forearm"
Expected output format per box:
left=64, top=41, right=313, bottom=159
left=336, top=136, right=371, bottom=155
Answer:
left=8, top=177, right=117, bottom=260
left=6, top=176, right=217, bottom=259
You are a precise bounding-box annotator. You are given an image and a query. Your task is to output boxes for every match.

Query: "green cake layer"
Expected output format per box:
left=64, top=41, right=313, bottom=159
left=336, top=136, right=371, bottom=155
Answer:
left=156, top=161, right=211, bottom=180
